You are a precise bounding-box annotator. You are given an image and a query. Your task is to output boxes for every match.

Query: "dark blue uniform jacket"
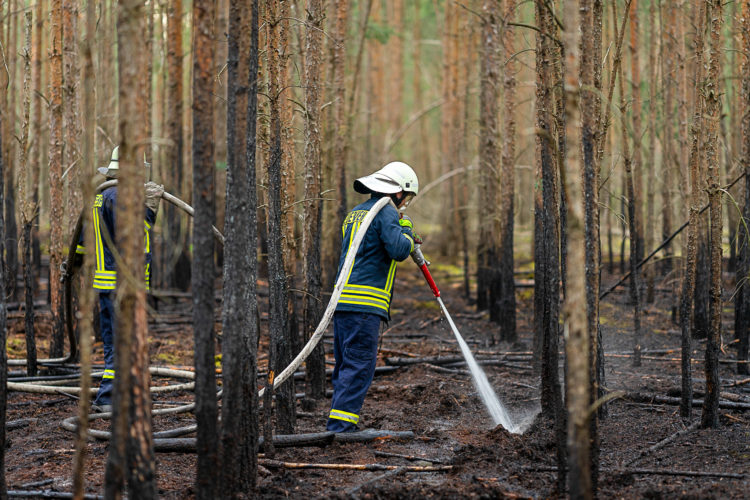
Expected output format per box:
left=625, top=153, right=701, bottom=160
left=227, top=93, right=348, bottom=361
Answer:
left=334, top=195, right=415, bottom=320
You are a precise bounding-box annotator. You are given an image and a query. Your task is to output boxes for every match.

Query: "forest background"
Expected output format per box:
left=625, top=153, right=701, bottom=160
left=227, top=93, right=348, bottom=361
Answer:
left=0, top=0, right=748, bottom=498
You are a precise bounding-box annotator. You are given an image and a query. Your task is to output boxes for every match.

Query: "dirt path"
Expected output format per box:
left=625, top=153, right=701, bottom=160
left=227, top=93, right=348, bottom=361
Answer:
left=5, top=266, right=749, bottom=498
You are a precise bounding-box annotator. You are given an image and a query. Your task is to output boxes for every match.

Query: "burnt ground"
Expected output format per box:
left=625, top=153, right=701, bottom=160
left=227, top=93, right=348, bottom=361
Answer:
left=4, top=263, right=750, bottom=499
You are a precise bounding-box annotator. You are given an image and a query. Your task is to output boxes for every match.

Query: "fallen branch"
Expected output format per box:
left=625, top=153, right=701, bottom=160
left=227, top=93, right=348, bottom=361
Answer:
left=334, top=429, right=415, bottom=443
left=386, top=355, right=510, bottom=366
left=373, top=450, right=444, bottom=464
left=622, top=392, right=750, bottom=411
left=725, top=377, right=750, bottom=388
left=346, top=466, right=407, bottom=496
left=6, top=490, right=103, bottom=499
left=6, top=418, right=37, bottom=430
left=624, top=421, right=700, bottom=467
left=259, top=459, right=451, bottom=473
left=524, top=465, right=745, bottom=479
left=153, top=431, right=336, bottom=453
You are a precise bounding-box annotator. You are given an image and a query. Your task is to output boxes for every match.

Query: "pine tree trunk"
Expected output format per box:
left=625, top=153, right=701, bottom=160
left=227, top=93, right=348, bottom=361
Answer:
left=477, top=0, right=500, bottom=315
left=534, top=1, right=565, bottom=492
left=30, top=0, right=43, bottom=286
left=562, top=0, right=592, bottom=495
left=738, top=0, right=750, bottom=377
left=48, top=0, right=65, bottom=358
left=63, top=0, right=81, bottom=238
left=680, top=0, right=708, bottom=421
left=660, top=1, right=675, bottom=276
left=644, top=0, right=657, bottom=304
left=72, top=2, right=97, bottom=496
left=701, top=0, right=724, bottom=430
left=0, top=75, right=7, bottom=498
left=221, top=0, right=260, bottom=493
left=491, top=0, right=516, bottom=342
left=4, top=0, right=18, bottom=304
left=302, top=0, right=326, bottom=401
left=266, top=0, right=295, bottom=435
left=192, top=0, right=219, bottom=496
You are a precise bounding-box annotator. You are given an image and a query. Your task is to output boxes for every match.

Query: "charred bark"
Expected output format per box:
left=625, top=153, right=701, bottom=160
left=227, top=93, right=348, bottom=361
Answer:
left=302, top=0, right=326, bottom=400
left=192, top=0, right=219, bottom=496
left=0, top=83, right=6, bottom=498
left=221, top=0, right=260, bottom=493
left=266, top=0, right=295, bottom=434
left=737, top=0, right=750, bottom=377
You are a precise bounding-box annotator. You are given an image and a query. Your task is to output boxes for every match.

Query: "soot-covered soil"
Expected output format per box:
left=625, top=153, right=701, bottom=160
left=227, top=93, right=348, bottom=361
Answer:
left=5, top=264, right=749, bottom=498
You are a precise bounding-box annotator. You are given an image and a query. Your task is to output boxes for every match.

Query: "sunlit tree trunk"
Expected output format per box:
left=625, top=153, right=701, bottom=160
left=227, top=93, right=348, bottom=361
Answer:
left=563, top=0, right=591, bottom=494
left=701, top=0, right=724, bottom=430
left=192, top=0, right=219, bottom=496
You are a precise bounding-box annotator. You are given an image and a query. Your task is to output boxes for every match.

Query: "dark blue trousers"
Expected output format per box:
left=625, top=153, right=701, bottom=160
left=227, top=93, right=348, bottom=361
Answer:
left=94, top=292, right=115, bottom=406
left=327, top=311, right=382, bottom=432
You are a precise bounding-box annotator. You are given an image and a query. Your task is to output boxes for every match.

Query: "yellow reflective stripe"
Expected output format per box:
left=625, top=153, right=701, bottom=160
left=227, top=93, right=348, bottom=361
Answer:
left=338, top=296, right=390, bottom=311
left=344, top=221, right=361, bottom=284
left=102, top=369, right=115, bottom=379
left=403, top=233, right=414, bottom=252
left=343, top=284, right=390, bottom=300
left=76, top=245, right=86, bottom=255
left=340, top=291, right=389, bottom=307
left=385, top=260, right=397, bottom=293
left=329, top=409, right=359, bottom=424
left=93, top=205, right=105, bottom=271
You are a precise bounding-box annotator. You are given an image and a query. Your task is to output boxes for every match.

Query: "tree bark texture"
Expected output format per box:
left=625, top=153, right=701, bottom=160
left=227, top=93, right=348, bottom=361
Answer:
left=4, top=0, right=18, bottom=304
left=162, top=0, right=189, bottom=291
left=738, top=0, right=750, bottom=377
left=113, top=1, right=157, bottom=497
left=30, top=0, right=43, bottom=282
left=63, top=0, right=82, bottom=237
left=562, top=0, right=592, bottom=496
left=266, top=0, right=295, bottom=435
left=0, top=78, right=7, bottom=499
left=533, top=1, right=566, bottom=493
left=302, top=0, right=326, bottom=400
left=221, top=0, right=260, bottom=493
left=644, top=0, right=657, bottom=303
left=659, top=1, right=675, bottom=276
left=476, top=0, right=501, bottom=317
left=192, top=0, right=219, bottom=497
left=628, top=0, right=644, bottom=265
left=701, top=0, right=723, bottom=430
left=49, top=0, right=65, bottom=358
left=491, top=0, right=516, bottom=342
left=680, top=0, right=709, bottom=421
left=72, top=1, right=97, bottom=496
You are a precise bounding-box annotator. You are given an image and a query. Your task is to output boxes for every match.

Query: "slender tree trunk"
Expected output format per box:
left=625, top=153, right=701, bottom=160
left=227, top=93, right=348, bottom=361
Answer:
left=163, top=0, right=188, bottom=291
left=72, top=1, right=97, bottom=495
left=491, top=0, right=516, bottom=342
left=701, top=0, right=724, bottom=430
left=680, top=0, right=708, bottom=421
left=477, top=0, right=500, bottom=316
left=737, top=0, right=750, bottom=377
left=49, top=0, right=65, bottom=358
left=63, top=0, right=81, bottom=238
left=302, top=0, right=326, bottom=401
left=644, top=0, right=657, bottom=304
left=660, top=1, right=675, bottom=277
left=192, top=0, right=219, bottom=497
left=4, top=0, right=18, bottom=304
left=412, top=1, right=431, bottom=180
left=0, top=65, right=7, bottom=499
left=30, top=0, right=43, bottom=287
left=266, top=0, right=295, bottom=435
left=20, top=13, right=35, bottom=378
left=222, top=0, right=260, bottom=493
left=534, top=0, right=565, bottom=492
left=563, top=0, right=592, bottom=495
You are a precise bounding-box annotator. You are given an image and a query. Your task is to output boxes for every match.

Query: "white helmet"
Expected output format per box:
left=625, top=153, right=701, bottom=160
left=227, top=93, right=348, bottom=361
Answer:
left=97, top=146, right=120, bottom=177
left=354, top=161, right=419, bottom=196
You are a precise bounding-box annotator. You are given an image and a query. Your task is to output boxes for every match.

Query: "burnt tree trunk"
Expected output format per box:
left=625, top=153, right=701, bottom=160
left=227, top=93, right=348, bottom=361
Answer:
left=192, top=0, right=219, bottom=497
left=221, top=0, right=260, bottom=494
left=491, top=0, right=516, bottom=342
left=266, top=0, right=295, bottom=435
left=701, top=0, right=723, bottom=430
left=737, top=0, right=750, bottom=377
left=534, top=0, right=566, bottom=493
left=477, top=0, right=501, bottom=318
left=0, top=84, right=6, bottom=499
left=302, top=0, right=326, bottom=401
left=49, top=0, right=65, bottom=358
